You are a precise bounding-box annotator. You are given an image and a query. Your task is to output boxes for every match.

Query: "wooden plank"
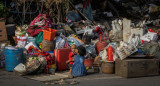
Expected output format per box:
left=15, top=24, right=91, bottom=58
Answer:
left=0, top=22, right=7, bottom=41
left=115, top=58, right=128, bottom=78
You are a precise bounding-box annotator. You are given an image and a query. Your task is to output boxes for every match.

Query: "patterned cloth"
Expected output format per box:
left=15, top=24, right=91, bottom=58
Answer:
left=71, top=55, right=86, bottom=77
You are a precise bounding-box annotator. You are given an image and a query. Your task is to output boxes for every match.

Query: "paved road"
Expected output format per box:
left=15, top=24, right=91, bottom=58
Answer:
left=0, top=69, right=160, bottom=86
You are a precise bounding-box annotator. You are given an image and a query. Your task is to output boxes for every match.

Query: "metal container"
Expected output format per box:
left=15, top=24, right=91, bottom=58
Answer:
left=101, top=62, right=115, bottom=74
left=5, top=46, right=23, bottom=71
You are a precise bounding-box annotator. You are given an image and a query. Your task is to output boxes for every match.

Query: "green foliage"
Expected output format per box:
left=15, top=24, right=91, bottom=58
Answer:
left=0, top=2, right=9, bottom=18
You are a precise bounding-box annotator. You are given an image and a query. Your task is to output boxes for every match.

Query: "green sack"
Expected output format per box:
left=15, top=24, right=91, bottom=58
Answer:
left=36, top=32, right=43, bottom=47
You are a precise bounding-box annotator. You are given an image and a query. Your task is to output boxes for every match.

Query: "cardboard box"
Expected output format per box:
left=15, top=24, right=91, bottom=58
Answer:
left=115, top=58, right=159, bottom=78
left=0, top=22, right=8, bottom=41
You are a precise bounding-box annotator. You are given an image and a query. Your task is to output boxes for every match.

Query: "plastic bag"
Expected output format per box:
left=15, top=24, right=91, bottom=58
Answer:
left=17, top=36, right=27, bottom=48
left=128, top=34, right=140, bottom=46
left=131, top=27, right=147, bottom=37
left=140, top=30, right=158, bottom=42
left=14, top=63, right=26, bottom=75
left=37, top=55, right=47, bottom=73
left=101, top=48, right=107, bottom=61
left=109, top=19, right=123, bottom=41
left=85, top=44, right=96, bottom=54
left=26, top=58, right=41, bottom=74
left=25, top=42, right=40, bottom=50
left=55, top=34, right=69, bottom=49
left=85, top=44, right=96, bottom=58
left=55, top=37, right=63, bottom=49
left=57, top=39, right=66, bottom=49
left=84, top=26, right=93, bottom=35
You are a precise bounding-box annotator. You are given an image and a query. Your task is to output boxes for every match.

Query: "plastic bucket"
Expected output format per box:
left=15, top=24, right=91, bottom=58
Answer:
left=5, top=46, right=23, bottom=71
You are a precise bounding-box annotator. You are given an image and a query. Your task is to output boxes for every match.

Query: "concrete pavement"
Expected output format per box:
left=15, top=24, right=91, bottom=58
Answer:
left=0, top=68, right=160, bottom=86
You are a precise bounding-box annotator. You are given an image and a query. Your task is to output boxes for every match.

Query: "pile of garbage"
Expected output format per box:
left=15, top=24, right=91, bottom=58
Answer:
left=0, top=0, right=160, bottom=76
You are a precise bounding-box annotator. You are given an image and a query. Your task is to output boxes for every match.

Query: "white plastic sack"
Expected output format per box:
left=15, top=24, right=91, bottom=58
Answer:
left=84, top=26, right=93, bottom=35
left=109, top=19, right=123, bottom=41
left=55, top=34, right=69, bottom=49
left=57, top=39, right=66, bottom=49
left=25, top=42, right=40, bottom=50
left=14, top=63, right=26, bottom=73
left=128, top=34, right=140, bottom=46
left=101, top=48, right=107, bottom=61
left=131, top=27, right=146, bottom=37
left=17, top=36, right=27, bottom=48
left=55, top=37, right=63, bottom=49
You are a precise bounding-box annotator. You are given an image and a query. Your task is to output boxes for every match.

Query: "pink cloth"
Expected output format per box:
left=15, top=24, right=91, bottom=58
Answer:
left=30, top=14, right=52, bottom=28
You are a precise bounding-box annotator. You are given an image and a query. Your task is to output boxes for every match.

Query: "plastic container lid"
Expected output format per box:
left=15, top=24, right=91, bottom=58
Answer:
left=5, top=46, right=19, bottom=50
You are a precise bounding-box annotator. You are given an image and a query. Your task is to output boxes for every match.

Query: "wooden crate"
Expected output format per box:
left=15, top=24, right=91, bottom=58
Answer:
left=0, top=22, right=8, bottom=41
left=115, top=58, right=159, bottom=78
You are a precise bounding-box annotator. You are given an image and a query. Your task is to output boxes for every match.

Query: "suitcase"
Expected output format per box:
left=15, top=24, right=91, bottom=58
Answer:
left=54, top=48, right=71, bottom=71
left=115, top=58, right=159, bottom=78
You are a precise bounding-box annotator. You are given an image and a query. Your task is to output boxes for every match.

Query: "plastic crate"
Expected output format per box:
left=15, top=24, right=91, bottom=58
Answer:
left=43, top=28, right=57, bottom=41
